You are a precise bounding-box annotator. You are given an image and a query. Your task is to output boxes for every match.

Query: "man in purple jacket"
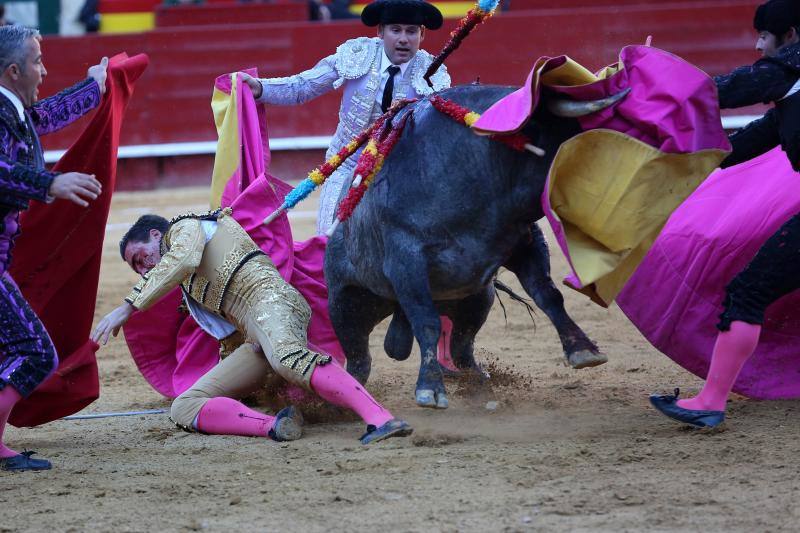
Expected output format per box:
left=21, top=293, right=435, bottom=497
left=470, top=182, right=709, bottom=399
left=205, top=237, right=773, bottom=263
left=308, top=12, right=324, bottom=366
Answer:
left=0, top=24, right=107, bottom=471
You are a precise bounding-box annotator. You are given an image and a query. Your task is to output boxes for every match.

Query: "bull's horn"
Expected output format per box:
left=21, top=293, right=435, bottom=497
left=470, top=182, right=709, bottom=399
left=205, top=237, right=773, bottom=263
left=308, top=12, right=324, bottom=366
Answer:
left=524, top=143, right=545, bottom=156
left=547, top=87, right=631, bottom=118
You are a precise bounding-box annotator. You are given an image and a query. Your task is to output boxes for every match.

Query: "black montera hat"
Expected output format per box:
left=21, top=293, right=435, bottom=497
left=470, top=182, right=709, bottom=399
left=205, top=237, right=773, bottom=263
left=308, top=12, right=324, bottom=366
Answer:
left=361, top=0, right=444, bottom=30
left=754, top=0, right=800, bottom=36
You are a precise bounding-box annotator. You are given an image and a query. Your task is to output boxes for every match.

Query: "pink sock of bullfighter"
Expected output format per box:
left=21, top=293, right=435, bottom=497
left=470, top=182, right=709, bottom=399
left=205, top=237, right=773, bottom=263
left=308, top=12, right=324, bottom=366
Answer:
left=437, top=316, right=458, bottom=372
left=677, top=321, right=761, bottom=412
left=195, top=397, right=276, bottom=437
left=310, top=363, right=393, bottom=427
left=0, top=385, right=22, bottom=458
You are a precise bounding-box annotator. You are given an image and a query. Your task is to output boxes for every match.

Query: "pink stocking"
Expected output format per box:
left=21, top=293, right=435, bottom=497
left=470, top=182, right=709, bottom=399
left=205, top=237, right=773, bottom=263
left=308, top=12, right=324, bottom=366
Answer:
left=677, top=321, right=761, bottom=412
left=310, top=363, right=393, bottom=427
left=195, top=397, right=275, bottom=437
left=437, top=316, right=458, bottom=372
left=0, top=385, right=22, bottom=458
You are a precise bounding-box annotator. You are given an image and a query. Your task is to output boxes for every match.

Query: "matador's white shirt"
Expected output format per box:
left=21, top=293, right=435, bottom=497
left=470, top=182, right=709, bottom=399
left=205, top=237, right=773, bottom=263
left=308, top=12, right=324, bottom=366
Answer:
left=256, top=36, right=451, bottom=234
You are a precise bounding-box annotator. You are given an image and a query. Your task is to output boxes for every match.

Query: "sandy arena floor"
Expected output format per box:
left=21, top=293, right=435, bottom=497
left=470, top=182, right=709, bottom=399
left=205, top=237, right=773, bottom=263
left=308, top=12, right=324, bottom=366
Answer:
left=3, top=187, right=799, bottom=532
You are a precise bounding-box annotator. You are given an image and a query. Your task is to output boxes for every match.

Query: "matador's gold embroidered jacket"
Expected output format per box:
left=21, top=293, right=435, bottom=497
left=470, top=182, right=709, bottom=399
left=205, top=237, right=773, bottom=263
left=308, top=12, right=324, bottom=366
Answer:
left=124, top=212, right=264, bottom=314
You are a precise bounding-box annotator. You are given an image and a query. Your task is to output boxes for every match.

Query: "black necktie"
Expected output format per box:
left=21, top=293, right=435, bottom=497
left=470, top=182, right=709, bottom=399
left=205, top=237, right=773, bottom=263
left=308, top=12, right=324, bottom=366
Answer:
left=20, top=114, right=31, bottom=139
left=381, top=65, right=401, bottom=113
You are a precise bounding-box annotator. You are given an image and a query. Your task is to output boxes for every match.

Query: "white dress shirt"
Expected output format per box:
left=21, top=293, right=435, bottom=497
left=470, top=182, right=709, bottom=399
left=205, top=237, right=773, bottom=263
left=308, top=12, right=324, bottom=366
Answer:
left=182, top=220, right=238, bottom=340
left=375, top=49, right=411, bottom=108
left=0, top=85, right=26, bottom=121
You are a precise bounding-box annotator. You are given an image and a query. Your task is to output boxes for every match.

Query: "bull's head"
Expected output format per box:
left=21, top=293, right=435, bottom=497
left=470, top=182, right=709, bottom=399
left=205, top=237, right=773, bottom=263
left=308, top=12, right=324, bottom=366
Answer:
left=547, top=87, right=631, bottom=118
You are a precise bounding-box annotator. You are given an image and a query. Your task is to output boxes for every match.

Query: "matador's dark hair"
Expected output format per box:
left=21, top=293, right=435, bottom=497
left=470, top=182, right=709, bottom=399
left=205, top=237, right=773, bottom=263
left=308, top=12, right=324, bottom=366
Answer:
left=119, top=214, right=169, bottom=260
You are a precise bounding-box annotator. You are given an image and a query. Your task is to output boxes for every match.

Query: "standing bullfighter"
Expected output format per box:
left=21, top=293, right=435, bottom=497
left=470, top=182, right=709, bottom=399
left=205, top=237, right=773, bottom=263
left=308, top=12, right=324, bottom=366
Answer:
left=241, top=0, right=459, bottom=366
left=651, top=0, right=800, bottom=427
left=241, top=0, right=450, bottom=235
left=0, top=25, right=108, bottom=472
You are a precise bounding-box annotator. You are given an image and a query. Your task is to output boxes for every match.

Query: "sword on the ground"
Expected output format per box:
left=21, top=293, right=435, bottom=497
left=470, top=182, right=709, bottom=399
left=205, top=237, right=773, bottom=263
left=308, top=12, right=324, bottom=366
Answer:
left=62, top=409, right=167, bottom=420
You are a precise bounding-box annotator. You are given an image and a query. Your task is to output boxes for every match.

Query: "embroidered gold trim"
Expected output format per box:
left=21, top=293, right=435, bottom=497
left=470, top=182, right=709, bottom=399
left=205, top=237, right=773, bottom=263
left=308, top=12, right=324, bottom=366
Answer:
left=205, top=242, right=264, bottom=313
left=279, top=349, right=332, bottom=376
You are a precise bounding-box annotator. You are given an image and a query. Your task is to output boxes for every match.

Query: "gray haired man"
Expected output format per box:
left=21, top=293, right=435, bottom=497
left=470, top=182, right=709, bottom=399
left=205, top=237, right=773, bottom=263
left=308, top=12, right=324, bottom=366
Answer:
left=0, top=24, right=108, bottom=472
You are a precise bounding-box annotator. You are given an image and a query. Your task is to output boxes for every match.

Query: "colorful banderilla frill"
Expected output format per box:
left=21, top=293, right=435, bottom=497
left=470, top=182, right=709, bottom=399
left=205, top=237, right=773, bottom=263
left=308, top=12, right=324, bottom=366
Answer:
left=263, top=121, right=377, bottom=225
left=263, top=100, right=417, bottom=226
left=428, top=96, right=545, bottom=155
left=324, top=100, right=416, bottom=236
left=424, top=0, right=501, bottom=85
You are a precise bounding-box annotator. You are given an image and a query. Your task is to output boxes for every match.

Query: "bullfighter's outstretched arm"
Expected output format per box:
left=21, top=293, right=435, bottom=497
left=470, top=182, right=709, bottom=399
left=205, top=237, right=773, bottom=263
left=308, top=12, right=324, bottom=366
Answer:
left=125, top=218, right=206, bottom=311
left=255, top=55, right=339, bottom=106
left=720, top=108, right=781, bottom=168
left=29, top=78, right=102, bottom=137
left=714, top=59, right=799, bottom=109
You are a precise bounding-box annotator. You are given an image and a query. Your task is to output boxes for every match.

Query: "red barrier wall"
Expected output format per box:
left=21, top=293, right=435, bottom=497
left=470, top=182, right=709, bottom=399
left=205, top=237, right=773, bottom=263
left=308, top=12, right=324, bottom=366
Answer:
left=41, top=2, right=758, bottom=152
left=38, top=2, right=763, bottom=189
left=154, top=2, right=308, bottom=27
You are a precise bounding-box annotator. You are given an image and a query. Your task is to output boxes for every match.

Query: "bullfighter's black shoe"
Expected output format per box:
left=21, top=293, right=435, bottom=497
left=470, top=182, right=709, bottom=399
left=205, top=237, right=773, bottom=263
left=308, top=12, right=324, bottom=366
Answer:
left=0, top=451, right=52, bottom=471
left=360, top=418, right=413, bottom=445
left=649, top=388, right=725, bottom=428
left=268, top=406, right=304, bottom=442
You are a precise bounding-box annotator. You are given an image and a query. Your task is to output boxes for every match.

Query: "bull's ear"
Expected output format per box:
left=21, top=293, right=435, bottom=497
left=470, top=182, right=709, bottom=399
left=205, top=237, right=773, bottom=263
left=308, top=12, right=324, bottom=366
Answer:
left=547, top=87, right=631, bottom=118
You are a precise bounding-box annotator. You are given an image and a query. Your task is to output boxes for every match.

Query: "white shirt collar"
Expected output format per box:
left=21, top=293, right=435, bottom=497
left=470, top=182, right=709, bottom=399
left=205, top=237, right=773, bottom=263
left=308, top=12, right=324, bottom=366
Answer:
left=380, top=49, right=411, bottom=78
left=0, top=85, right=25, bottom=121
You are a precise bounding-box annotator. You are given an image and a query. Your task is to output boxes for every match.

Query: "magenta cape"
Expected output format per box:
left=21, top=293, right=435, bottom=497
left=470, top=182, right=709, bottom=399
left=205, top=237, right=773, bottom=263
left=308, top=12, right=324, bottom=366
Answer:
left=473, top=45, right=727, bottom=153
left=10, top=54, right=148, bottom=426
left=618, top=147, right=800, bottom=400
left=122, top=71, right=344, bottom=398
left=473, top=46, right=729, bottom=306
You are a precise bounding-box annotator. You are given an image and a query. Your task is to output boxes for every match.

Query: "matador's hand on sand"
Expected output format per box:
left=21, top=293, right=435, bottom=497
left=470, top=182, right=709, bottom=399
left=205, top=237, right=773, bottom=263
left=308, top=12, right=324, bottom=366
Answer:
left=240, top=73, right=263, bottom=99
left=92, top=303, right=135, bottom=345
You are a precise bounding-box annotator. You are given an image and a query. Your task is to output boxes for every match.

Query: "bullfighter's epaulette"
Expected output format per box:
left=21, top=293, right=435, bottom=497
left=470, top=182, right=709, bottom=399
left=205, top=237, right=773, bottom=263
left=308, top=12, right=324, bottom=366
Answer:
left=161, top=207, right=233, bottom=255
left=168, top=206, right=231, bottom=226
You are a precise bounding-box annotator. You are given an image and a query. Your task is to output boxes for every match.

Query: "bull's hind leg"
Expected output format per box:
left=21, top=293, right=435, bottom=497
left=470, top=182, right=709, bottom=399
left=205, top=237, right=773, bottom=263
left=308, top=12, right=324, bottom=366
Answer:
left=504, top=223, right=607, bottom=369
left=384, top=255, right=448, bottom=409
left=328, top=284, right=394, bottom=384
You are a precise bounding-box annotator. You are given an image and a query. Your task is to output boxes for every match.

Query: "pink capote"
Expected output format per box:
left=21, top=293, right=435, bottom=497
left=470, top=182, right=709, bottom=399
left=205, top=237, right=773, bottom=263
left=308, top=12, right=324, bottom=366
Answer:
left=474, top=46, right=728, bottom=154
left=122, top=72, right=344, bottom=398
left=617, top=147, right=800, bottom=400
left=473, top=46, right=730, bottom=297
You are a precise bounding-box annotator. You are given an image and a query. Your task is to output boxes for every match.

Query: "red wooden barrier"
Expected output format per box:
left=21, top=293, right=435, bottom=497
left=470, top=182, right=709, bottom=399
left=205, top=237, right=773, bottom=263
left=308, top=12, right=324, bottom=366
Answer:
left=40, top=2, right=758, bottom=152
left=155, top=2, right=307, bottom=27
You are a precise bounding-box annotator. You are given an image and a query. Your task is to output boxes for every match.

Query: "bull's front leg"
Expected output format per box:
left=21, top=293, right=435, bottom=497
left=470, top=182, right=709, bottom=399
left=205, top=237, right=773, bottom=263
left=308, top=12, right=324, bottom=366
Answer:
left=328, top=283, right=394, bottom=384
left=504, top=223, right=608, bottom=369
left=384, top=255, right=449, bottom=409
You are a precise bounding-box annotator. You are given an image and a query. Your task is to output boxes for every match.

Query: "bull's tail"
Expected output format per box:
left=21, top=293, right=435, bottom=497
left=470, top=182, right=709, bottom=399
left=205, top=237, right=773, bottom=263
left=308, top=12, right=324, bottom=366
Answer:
left=493, top=278, right=536, bottom=328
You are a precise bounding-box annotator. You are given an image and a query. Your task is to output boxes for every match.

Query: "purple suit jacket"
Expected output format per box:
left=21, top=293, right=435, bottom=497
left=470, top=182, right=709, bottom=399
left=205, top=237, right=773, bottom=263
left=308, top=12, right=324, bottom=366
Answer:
left=0, top=78, right=101, bottom=274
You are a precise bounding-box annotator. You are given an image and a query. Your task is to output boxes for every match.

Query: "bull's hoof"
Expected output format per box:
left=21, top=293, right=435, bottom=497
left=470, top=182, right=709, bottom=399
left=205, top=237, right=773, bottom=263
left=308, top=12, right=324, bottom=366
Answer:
left=415, top=389, right=449, bottom=409
left=567, top=350, right=608, bottom=369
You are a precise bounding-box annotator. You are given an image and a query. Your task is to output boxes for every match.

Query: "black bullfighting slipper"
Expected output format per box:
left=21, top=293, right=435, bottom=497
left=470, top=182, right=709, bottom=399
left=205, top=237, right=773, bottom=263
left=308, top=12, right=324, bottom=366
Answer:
left=0, top=451, right=52, bottom=472
left=360, top=418, right=413, bottom=445
left=649, top=388, right=725, bottom=428
left=268, top=406, right=304, bottom=442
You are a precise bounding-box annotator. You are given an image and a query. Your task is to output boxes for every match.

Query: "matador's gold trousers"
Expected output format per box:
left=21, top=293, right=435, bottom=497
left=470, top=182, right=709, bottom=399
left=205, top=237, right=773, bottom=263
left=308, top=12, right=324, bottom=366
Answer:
left=170, top=255, right=330, bottom=429
left=222, top=254, right=330, bottom=388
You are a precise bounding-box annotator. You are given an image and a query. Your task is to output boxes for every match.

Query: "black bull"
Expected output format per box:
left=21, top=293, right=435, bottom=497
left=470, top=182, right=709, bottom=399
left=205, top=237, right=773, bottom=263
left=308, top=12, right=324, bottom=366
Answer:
left=324, top=83, right=609, bottom=409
